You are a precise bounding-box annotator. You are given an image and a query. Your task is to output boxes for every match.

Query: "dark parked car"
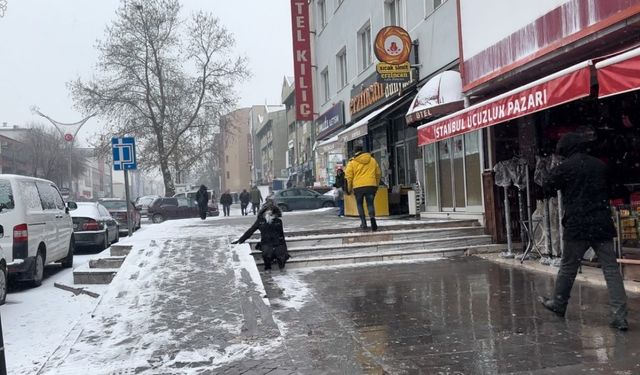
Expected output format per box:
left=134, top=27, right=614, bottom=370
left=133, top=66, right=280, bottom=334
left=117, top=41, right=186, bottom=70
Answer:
left=135, top=195, right=160, bottom=217
left=99, top=198, right=141, bottom=234
left=149, top=197, right=216, bottom=223
left=71, top=202, right=119, bottom=250
left=272, top=188, right=335, bottom=212
left=173, top=190, right=219, bottom=216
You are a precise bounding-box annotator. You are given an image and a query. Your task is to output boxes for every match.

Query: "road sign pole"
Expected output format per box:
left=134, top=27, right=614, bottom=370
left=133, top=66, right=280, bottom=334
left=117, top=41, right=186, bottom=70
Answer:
left=124, top=169, right=133, bottom=237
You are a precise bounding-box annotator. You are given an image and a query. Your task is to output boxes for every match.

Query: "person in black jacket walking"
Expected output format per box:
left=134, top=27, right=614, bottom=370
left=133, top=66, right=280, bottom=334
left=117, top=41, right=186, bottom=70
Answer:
left=220, top=190, right=233, bottom=217
left=239, top=189, right=251, bottom=216
left=538, top=132, right=628, bottom=331
left=195, top=185, right=209, bottom=220
left=232, top=202, right=290, bottom=271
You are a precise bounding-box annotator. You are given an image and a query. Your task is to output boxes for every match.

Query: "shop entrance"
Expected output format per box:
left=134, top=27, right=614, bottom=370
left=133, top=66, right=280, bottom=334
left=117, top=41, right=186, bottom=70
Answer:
left=438, top=136, right=466, bottom=211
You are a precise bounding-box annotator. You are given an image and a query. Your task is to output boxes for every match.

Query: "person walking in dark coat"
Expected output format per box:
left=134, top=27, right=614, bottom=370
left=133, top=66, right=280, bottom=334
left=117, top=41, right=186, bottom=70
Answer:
left=195, top=185, right=209, bottom=220
left=538, top=132, right=628, bottom=331
left=232, top=202, right=290, bottom=271
left=250, top=186, right=263, bottom=215
left=333, top=168, right=347, bottom=217
left=220, top=190, right=233, bottom=217
left=239, top=189, right=251, bottom=216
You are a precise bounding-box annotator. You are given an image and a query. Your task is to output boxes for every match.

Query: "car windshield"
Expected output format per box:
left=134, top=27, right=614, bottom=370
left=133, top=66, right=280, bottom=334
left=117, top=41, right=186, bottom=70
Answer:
left=137, top=197, right=155, bottom=205
left=100, top=200, right=127, bottom=210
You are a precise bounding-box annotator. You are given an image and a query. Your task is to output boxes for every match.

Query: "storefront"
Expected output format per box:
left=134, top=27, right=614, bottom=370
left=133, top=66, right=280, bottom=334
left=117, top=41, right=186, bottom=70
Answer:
left=314, top=101, right=346, bottom=186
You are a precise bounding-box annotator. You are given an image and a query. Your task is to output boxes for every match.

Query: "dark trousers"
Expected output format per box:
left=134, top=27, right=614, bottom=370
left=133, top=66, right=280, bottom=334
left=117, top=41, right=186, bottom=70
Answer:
left=252, top=202, right=260, bottom=215
left=261, top=244, right=289, bottom=270
left=354, top=186, right=377, bottom=223
left=223, top=204, right=231, bottom=216
left=241, top=203, right=248, bottom=215
left=198, top=205, right=207, bottom=220
left=553, top=239, right=627, bottom=319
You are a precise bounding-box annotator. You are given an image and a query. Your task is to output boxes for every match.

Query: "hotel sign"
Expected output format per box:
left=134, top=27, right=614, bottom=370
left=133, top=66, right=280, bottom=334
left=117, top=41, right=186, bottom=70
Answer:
left=290, top=0, right=314, bottom=121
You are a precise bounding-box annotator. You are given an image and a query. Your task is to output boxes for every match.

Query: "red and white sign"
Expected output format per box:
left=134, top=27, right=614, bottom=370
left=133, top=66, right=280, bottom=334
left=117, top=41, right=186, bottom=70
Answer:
left=290, top=0, right=314, bottom=121
left=418, top=63, right=592, bottom=146
left=597, top=47, right=640, bottom=98
left=459, top=0, right=640, bottom=91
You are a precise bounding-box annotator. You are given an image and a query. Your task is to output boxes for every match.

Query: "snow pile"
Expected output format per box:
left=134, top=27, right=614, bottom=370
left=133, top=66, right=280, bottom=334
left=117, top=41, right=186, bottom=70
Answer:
left=270, top=272, right=313, bottom=311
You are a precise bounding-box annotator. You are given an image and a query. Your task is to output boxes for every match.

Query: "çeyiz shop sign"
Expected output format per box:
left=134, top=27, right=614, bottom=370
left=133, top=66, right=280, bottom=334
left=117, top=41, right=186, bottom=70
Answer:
left=290, top=0, right=314, bottom=121
left=350, top=69, right=416, bottom=117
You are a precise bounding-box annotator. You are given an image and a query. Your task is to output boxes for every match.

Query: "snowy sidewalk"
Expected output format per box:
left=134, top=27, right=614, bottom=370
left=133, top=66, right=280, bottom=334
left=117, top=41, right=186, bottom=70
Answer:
left=39, top=218, right=297, bottom=374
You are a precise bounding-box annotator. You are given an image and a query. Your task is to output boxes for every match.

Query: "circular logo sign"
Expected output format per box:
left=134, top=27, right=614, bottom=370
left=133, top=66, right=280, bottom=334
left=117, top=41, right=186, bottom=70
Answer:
left=64, top=133, right=74, bottom=142
left=374, top=26, right=412, bottom=65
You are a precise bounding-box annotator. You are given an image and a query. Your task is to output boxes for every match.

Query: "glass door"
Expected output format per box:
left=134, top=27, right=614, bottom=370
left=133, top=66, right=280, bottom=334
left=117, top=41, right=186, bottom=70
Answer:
left=395, top=143, right=407, bottom=186
left=438, top=139, right=454, bottom=210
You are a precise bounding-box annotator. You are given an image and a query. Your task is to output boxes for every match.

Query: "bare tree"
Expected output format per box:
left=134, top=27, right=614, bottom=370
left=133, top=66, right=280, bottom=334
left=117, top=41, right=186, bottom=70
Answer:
left=21, top=124, right=87, bottom=185
left=69, top=0, right=249, bottom=196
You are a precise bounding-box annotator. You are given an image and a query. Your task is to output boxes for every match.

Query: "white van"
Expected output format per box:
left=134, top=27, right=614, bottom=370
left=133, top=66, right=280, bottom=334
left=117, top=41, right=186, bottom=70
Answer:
left=0, top=175, right=77, bottom=291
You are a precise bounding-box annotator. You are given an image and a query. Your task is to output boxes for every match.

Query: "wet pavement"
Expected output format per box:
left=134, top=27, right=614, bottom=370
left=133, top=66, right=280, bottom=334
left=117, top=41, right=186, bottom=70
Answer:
left=263, top=257, right=640, bottom=374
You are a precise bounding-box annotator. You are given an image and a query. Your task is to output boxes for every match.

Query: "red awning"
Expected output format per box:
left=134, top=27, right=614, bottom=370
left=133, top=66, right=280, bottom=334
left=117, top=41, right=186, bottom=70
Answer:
left=596, top=47, right=640, bottom=98
left=417, top=61, right=593, bottom=146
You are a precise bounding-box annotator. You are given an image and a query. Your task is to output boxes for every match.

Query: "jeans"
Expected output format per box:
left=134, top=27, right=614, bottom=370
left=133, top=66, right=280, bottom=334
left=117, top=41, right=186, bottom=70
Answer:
left=354, top=186, right=377, bottom=222
left=252, top=202, right=260, bottom=215
left=553, top=239, right=627, bottom=319
left=241, top=203, right=248, bottom=215
left=223, top=204, right=231, bottom=216
left=337, top=199, right=344, bottom=216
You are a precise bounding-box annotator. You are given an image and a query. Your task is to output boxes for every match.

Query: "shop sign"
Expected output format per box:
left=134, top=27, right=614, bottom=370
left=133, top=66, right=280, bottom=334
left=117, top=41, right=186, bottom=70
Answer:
left=418, top=63, right=591, bottom=146
left=350, top=69, right=417, bottom=117
left=374, top=26, right=412, bottom=83
left=290, top=0, right=314, bottom=121
left=316, top=101, right=345, bottom=140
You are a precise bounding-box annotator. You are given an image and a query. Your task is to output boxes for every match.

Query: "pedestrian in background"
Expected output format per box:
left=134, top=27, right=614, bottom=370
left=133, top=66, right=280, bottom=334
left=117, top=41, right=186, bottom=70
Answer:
left=232, top=201, right=290, bottom=271
left=333, top=167, right=347, bottom=217
left=220, top=189, right=233, bottom=217
left=195, top=184, right=209, bottom=220
left=345, top=145, right=381, bottom=231
left=539, top=132, right=628, bottom=331
left=239, top=189, right=251, bottom=216
left=250, top=185, right=263, bottom=215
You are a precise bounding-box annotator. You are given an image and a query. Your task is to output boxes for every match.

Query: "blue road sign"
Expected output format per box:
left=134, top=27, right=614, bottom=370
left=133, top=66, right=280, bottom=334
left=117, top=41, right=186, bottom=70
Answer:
left=112, top=137, right=137, bottom=171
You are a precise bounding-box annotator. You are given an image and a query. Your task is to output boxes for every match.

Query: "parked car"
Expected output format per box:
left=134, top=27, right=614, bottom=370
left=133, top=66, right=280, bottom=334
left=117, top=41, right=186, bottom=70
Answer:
left=98, top=198, right=141, bottom=234
left=272, top=188, right=336, bottom=212
left=71, top=202, right=119, bottom=250
left=0, top=175, right=77, bottom=288
left=135, top=195, right=160, bottom=217
left=149, top=197, right=208, bottom=223
left=173, top=189, right=219, bottom=216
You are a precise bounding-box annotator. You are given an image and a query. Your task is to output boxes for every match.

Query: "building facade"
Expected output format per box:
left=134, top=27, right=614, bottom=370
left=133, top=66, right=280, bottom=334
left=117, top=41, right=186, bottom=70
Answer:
left=251, top=105, right=288, bottom=186
left=282, top=77, right=316, bottom=187
left=219, top=108, right=252, bottom=193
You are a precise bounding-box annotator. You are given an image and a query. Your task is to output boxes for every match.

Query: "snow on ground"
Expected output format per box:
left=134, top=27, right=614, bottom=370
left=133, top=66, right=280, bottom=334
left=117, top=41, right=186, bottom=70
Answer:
left=270, top=272, right=313, bottom=311
left=3, top=249, right=110, bottom=375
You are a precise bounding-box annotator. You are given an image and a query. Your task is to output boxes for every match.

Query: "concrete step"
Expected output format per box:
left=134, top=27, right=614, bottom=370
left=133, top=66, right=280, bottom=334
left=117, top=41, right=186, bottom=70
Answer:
left=247, top=226, right=485, bottom=249
left=251, top=235, right=493, bottom=260
left=250, top=219, right=480, bottom=240
left=73, top=267, right=118, bottom=284
left=256, top=244, right=503, bottom=269
left=110, top=244, right=132, bottom=257
left=89, top=257, right=126, bottom=269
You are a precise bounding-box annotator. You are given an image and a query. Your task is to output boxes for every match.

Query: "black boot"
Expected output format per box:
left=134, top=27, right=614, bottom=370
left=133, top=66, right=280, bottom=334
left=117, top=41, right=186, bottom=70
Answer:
left=359, top=216, right=368, bottom=230
left=538, top=296, right=566, bottom=317
left=370, top=217, right=378, bottom=232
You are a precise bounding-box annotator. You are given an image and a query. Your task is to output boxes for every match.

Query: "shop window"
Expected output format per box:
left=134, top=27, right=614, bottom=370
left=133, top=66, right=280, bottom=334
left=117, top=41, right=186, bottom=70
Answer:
left=465, top=131, right=482, bottom=207
left=424, top=144, right=438, bottom=210
left=453, top=135, right=466, bottom=208
left=438, top=140, right=454, bottom=209
left=321, top=67, right=330, bottom=103
left=336, top=47, right=348, bottom=89
left=357, top=22, right=372, bottom=72
left=385, top=0, right=404, bottom=27
left=407, top=137, right=418, bottom=185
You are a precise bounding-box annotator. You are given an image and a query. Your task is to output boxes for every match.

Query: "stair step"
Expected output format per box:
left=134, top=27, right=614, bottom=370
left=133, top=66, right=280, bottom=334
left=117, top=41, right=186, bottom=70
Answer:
left=251, top=235, right=493, bottom=258
left=110, top=245, right=132, bottom=257
left=73, top=268, right=118, bottom=284
left=247, top=226, right=485, bottom=249
left=256, top=245, right=493, bottom=269
left=89, top=257, right=126, bottom=269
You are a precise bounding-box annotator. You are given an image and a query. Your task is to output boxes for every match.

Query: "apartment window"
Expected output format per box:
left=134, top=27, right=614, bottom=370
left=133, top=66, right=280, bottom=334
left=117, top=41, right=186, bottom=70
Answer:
left=386, top=0, right=404, bottom=27
left=318, top=0, right=327, bottom=29
left=335, top=0, right=344, bottom=10
left=357, top=22, right=372, bottom=72
left=225, top=155, right=229, bottom=163
left=336, top=48, right=348, bottom=89
left=434, top=0, right=443, bottom=9
left=321, top=67, right=330, bottom=102
left=226, top=171, right=230, bottom=179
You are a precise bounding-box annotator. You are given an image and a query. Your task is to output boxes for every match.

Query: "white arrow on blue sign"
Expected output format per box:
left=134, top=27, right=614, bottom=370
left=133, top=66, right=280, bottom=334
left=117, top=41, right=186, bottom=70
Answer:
left=112, top=137, right=137, bottom=171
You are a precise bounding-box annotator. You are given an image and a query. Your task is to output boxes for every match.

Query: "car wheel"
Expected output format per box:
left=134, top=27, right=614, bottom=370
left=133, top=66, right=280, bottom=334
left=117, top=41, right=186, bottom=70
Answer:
left=61, top=240, right=74, bottom=269
left=322, top=201, right=335, bottom=208
left=30, top=250, right=45, bottom=287
left=0, top=262, right=7, bottom=305
left=278, top=204, right=289, bottom=212
left=152, top=214, right=165, bottom=223
left=101, top=231, right=109, bottom=251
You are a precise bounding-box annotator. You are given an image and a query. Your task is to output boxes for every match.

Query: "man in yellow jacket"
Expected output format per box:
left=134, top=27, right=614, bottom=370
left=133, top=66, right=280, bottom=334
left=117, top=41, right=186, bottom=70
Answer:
left=345, top=145, right=381, bottom=231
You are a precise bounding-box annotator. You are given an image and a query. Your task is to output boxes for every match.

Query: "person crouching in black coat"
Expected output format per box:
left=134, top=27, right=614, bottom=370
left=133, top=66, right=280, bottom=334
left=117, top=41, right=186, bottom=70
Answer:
left=232, top=202, right=290, bottom=271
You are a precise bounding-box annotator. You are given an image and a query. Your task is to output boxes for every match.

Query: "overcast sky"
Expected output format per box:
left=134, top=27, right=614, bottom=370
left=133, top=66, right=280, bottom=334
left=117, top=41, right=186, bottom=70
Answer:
left=0, top=0, right=293, bottom=145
